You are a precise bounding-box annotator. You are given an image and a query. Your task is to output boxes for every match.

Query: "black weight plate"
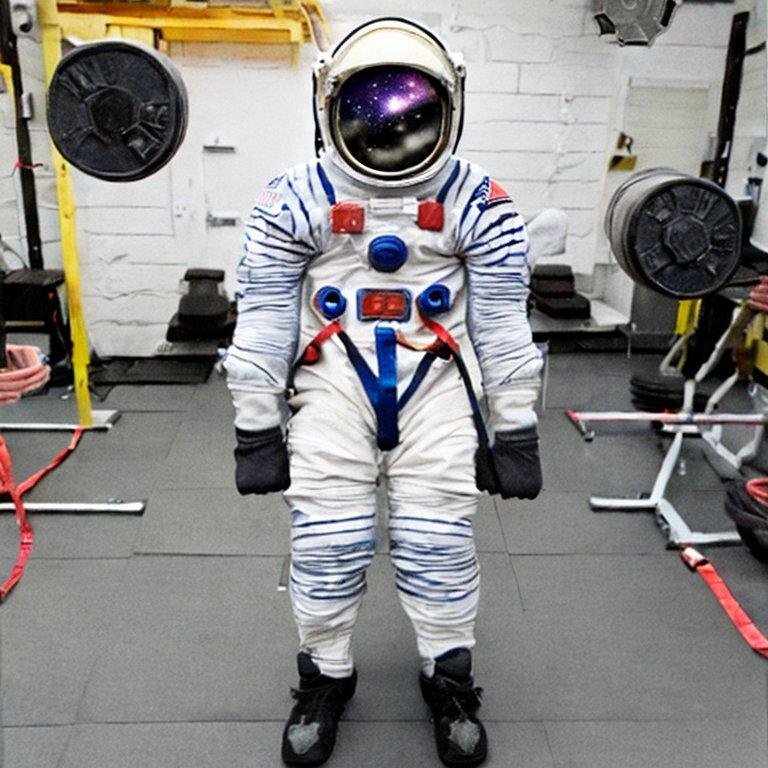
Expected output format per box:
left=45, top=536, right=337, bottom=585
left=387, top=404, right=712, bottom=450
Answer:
left=47, top=40, right=188, bottom=182
left=532, top=265, right=574, bottom=280
left=628, top=179, right=742, bottom=298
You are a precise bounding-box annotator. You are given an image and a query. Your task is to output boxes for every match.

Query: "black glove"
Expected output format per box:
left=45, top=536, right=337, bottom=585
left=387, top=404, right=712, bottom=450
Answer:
left=234, top=426, right=290, bottom=495
left=475, top=426, right=542, bottom=500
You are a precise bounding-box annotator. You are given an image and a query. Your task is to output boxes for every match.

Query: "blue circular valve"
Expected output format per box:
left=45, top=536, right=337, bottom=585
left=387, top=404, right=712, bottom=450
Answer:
left=417, top=284, right=452, bottom=316
left=315, top=285, right=347, bottom=320
left=368, top=235, right=408, bottom=273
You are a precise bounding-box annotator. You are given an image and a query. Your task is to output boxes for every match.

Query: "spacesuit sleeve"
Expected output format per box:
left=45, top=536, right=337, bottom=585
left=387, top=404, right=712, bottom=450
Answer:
left=460, top=179, right=543, bottom=432
left=224, top=172, right=318, bottom=431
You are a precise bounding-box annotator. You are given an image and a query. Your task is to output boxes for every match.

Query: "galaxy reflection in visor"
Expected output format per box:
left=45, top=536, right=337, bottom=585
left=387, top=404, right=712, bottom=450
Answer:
left=332, top=65, right=448, bottom=176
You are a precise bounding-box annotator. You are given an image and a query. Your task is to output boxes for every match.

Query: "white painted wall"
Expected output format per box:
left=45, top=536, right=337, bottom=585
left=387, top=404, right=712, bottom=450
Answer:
left=1, top=0, right=746, bottom=355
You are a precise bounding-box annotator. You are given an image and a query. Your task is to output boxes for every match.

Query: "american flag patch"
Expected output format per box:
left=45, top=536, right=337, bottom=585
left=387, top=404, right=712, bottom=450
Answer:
left=255, top=174, right=285, bottom=209
left=256, top=188, right=282, bottom=208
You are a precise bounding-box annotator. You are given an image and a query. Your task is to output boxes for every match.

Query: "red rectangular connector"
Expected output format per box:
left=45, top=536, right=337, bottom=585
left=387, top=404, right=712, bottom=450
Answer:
left=417, top=200, right=444, bottom=231
left=358, top=289, right=411, bottom=322
left=331, top=202, right=365, bottom=234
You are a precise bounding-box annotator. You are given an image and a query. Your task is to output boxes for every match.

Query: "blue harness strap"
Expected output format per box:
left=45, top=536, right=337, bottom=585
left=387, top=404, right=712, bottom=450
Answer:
left=297, top=320, right=487, bottom=453
left=398, top=352, right=437, bottom=412
left=374, top=327, right=399, bottom=450
left=337, top=328, right=399, bottom=450
left=450, top=347, right=491, bottom=450
left=337, top=330, right=378, bottom=402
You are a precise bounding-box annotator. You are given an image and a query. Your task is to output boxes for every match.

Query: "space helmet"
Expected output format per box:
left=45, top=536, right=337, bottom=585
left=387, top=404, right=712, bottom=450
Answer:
left=313, top=17, right=466, bottom=188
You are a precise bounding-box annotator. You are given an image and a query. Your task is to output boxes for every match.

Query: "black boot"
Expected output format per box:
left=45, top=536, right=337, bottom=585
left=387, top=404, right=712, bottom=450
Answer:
left=281, top=652, right=357, bottom=767
left=419, top=648, right=488, bottom=768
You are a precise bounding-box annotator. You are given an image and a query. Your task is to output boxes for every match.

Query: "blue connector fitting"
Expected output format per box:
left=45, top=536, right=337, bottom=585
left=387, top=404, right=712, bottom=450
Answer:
left=368, top=235, right=408, bottom=273
left=315, top=285, right=347, bottom=320
left=417, top=284, right=452, bottom=316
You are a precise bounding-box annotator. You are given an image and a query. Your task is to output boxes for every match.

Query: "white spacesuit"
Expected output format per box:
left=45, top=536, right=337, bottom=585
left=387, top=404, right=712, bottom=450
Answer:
left=225, top=17, right=543, bottom=768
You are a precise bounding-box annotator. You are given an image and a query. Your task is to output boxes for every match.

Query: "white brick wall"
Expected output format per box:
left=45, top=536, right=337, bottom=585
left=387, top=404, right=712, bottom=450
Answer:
left=1, top=0, right=745, bottom=355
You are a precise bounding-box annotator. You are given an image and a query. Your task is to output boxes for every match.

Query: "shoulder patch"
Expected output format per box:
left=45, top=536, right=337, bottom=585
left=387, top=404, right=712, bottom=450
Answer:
left=488, top=180, right=510, bottom=203
left=255, top=173, right=285, bottom=209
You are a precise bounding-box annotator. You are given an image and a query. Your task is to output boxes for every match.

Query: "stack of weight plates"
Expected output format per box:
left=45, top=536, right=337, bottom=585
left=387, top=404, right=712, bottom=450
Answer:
left=724, top=481, right=768, bottom=563
left=531, top=265, right=591, bottom=320
left=629, top=372, right=710, bottom=413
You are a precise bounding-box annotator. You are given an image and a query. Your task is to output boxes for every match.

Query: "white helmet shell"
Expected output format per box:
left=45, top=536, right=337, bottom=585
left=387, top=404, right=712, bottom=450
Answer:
left=314, top=17, right=465, bottom=188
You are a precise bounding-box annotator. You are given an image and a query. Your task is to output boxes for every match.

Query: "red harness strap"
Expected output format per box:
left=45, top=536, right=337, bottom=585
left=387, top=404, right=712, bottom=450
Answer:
left=298, top=320, right=343, bottom=365
left=680, top=547, right=768, bottom=659
left=419, top=316, right=460, bottom=353
left=0, top=428, right=84, bottom=602
left=299, top=315, right=460, bottom=365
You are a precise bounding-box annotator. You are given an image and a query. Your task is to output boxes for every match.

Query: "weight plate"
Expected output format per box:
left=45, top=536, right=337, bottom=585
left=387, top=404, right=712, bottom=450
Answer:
left=594, top=0, right=679, bottom=46
left=628, top=180, right=742, bottom=298
left=606, top=169, right=742, bottom=299
left=47, top=40, right=188, bottom=182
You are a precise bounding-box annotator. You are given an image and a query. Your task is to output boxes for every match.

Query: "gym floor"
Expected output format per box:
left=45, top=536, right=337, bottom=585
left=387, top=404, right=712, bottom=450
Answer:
left=1, top=351, right=766, bottom=768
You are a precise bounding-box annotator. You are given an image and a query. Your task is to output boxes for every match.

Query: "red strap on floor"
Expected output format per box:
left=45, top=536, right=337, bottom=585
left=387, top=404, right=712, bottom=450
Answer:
left=680, top=546, right=768, bottom=659
left=0, top=428, right=84, bottom=602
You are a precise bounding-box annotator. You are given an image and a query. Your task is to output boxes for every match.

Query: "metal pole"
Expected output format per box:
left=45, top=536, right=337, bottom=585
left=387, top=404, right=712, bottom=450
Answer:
left=0, top=0, right=43, bottom=269
left=38, top=0, right=93, bottom=427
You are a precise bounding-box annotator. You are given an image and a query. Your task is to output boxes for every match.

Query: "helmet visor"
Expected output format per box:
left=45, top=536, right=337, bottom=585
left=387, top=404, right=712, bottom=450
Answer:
left=331, top=65, right=450, bottom=179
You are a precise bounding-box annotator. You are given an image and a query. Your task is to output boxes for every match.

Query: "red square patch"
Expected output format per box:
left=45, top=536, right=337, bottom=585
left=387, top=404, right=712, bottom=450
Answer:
left=331, top=202, right=365, bottom=234
left=417, top=200, right=444, bottom=231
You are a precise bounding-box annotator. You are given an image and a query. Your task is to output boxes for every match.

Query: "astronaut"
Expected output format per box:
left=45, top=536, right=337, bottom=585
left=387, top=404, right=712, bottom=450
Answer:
left=225, top=17, right=543, bottom=768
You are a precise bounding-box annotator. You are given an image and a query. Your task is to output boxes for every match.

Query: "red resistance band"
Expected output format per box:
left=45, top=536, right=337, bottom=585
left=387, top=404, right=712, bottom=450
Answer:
left=13, top=160, right=44, bottom=172
left=0, top=428, right=84, bottom=602
left=680, top=547, right=768, bottom=660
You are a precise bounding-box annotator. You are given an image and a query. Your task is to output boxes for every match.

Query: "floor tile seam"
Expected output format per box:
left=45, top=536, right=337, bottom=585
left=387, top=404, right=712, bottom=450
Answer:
left=115, top=409, right=190, bottom=415
left=3, top=718, right=549, bottom=727
left=10, top=715, right=753, bottom=729
left=1, top=723, right=75, bottom=730
left=127, top=551, right=290, bottom=559
left=124, top=551, right=516, bottom=559
left=154, top=485, right=235, bottom=491
left=126, top=548, right=508, bottom=557
left=503, top=550, right=674, bottom=556
left=541, top=721, right=558, bottom=768
left=538, top=716, right=766, bottom=724
left=505, top=552, right=677, bottom=558
left=502, top=553, right=526, bottom=612
left=69, top=557, right=135, bottom=732
left=159, top=417, right=186, bottom=463
left=491, top=496, right=513, bottom=555
left=28, top=556, right=135, bottom=562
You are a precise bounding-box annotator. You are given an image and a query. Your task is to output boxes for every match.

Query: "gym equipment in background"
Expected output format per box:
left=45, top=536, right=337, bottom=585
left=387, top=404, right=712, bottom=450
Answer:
left=569, top=296, right=766, bottom=549
left=40, top=31, right=187, bottom=426
left=47, top=39, right=188, bottom=182
left=605, top=168, right=742, bottom=299
left=629, top=371, right=711, bottom=414
left=0, top=1, right=69, bottom=366
left=166, top=269, right=236, bottom=344
left=565, top=158, right=767, bottom=549
left=531, top=265, right=591, bottom=320
left=725, top=479, right=768, bottom=562
left=593, top=0, right=679, bottom=46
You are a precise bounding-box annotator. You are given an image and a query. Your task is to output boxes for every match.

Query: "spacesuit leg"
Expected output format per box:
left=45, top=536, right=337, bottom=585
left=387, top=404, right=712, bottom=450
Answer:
left=286, top=361, right=379, bottom=679
left=385, top=359, right=481, bottom=676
